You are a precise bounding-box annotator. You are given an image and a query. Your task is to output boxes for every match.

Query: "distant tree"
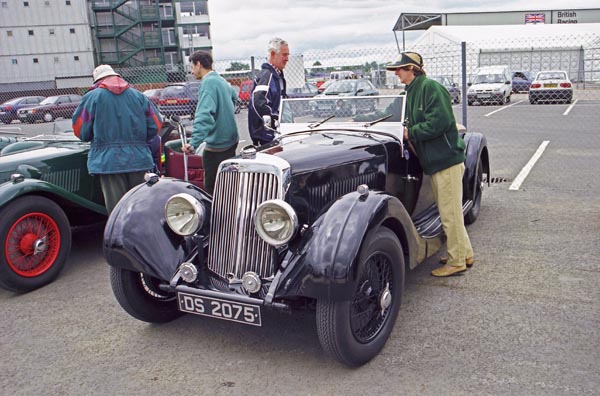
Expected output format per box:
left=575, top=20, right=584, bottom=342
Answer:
left=226, top=62, right=250, bottom=71
left=312, top=60, right=323, bottom=74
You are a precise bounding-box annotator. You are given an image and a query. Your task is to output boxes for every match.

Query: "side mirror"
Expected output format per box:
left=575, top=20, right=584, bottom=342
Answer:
left=356, top=88, right=364, bottom=94
left=505, top=81, right=511, bottom=85
left=467, top=82, right=472, bottom=87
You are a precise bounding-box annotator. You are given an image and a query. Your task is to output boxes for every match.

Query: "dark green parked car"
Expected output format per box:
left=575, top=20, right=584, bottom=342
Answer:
left=0, top=118, right=190, bottom=293
left=0, top=121, right=107, bottom=292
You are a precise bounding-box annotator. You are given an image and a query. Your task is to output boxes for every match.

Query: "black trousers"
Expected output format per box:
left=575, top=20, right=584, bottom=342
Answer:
left=251, top=138, right=272, bottom=146
left=202, top=143, right=237, bottom=195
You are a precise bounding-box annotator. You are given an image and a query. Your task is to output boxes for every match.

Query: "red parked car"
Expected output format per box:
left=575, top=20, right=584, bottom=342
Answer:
left=0, top=96, right=46, bottom=124
left=143, top=88, right=163, bottom=107
left=16, top=94, right=82, bottom=123
left=238, top=80, right=253, bottom=106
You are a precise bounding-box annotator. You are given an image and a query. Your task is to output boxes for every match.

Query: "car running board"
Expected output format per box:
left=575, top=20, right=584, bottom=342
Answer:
left=413, top=200, right=473, bottom=239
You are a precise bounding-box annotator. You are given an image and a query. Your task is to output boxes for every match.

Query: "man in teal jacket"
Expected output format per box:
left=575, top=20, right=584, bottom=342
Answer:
left=73, top=64, right=162, bottom=213
left=387, top=52, right=474, bottom=277
left=183, top=50, right=239, bottom=195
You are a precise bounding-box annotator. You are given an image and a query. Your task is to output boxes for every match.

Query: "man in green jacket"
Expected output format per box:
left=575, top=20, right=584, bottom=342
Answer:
left=183, top=50, right=239, bottom=195
left=387, top=52, right=474, bottom=277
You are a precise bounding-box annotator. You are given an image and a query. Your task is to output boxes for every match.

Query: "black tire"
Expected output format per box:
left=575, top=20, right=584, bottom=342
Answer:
left=465, top=156, right=484, bottom=225
left=467, top=101, right=473, bottom=106
left=316, top=226, right=404, bottom=367
left=0, top=196, right=71, bottom=293
left=506, top=94, right=511, bottom=104
left=110, top=267, right=182, bottom=323
left=529, top=98, right=536, bottom=104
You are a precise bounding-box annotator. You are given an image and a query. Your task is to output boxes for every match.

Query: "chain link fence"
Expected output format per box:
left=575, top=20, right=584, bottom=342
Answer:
left=2, top=32, right=599, bottom=184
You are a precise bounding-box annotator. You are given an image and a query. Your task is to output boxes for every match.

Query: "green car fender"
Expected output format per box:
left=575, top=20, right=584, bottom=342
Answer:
left=0, top=177, right=107, bottom=216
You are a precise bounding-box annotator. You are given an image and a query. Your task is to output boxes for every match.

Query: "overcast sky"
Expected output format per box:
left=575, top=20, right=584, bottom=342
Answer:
left=208, top=0, right=598, bottom=61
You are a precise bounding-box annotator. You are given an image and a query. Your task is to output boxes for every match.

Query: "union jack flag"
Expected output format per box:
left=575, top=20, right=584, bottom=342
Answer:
left=525, top=13, right=545, bottom=24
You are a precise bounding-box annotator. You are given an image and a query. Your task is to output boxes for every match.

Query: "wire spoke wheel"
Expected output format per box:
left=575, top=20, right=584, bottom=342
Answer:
left=0, top=196, right=71, bottom=293
left=110, top=267, right=182, bottom=323
left=350, top=252, right=393, bottom=343
left=5, top=212, right=61, bottom=277
left=316, top=226, right=404, bottom=366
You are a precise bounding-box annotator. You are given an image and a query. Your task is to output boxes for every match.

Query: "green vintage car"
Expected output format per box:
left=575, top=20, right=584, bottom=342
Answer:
left=0, top=119, right=191, bottom=293
left=0, top=121, right=107, bottom=292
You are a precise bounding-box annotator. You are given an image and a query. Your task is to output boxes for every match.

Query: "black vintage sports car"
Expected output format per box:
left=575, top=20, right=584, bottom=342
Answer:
left=103, top=95, right=490, bottom=366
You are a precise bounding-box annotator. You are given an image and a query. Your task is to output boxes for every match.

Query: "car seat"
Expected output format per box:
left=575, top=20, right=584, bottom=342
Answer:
left=163, top=139, right=204, bottom=189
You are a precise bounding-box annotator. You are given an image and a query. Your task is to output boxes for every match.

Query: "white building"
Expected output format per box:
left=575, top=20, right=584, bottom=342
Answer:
left=408, top=24, right=600, bottom=83
left=0, top=0, right=95, bottom=89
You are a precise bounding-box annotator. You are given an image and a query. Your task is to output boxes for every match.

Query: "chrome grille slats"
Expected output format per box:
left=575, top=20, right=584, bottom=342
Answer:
left=207, top=157, right=286, bottom=282
left=42, top=168, right=80, bottom=193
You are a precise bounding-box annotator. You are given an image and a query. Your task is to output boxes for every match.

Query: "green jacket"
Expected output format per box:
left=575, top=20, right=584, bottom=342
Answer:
left=406, top=75, right=465, bottom=175
left=190, top=71, right=239, bottom=150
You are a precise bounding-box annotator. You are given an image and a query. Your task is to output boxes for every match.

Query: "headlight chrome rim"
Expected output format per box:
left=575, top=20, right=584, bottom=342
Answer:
left=254, top=199, right=298, bottom=246
left=164, top=193, right=205, bottom=236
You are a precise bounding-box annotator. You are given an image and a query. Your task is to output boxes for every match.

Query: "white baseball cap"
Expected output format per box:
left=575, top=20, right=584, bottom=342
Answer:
left=93, top=64, right=119, bottom=82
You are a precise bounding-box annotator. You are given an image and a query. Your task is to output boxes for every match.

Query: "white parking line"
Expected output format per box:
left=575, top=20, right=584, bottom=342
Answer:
left=563, top=99, right=579, bottom=116
left=484, top=100, right=524, bottom=117
left=509, top=140, right=550, bottom=191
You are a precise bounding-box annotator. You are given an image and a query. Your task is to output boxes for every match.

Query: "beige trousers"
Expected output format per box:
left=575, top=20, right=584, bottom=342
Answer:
left=430, top=163, right=474, bottom=266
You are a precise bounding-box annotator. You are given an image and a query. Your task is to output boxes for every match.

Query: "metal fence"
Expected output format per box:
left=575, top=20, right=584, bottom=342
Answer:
left=2, top=32, right=600, bottom=185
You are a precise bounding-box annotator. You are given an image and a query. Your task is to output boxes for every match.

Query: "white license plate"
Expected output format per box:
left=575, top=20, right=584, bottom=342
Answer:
left=478, top=94, right=491, bottom=98
left=178, top=292, right=262, bottom=326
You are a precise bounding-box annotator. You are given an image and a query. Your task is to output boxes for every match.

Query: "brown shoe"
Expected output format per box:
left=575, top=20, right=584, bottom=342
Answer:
left=431, top=264, right=467, bottom=277
left=440, top=256, right=474, bottom=268
left=465, top=257, right=474, bottom=268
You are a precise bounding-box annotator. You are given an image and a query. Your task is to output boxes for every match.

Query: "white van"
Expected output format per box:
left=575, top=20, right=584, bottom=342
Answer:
left=467, top=65, right=512, bottom=105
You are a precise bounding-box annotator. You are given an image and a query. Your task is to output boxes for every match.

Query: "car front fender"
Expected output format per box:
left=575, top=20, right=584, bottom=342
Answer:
left=0, top=177, right=106, bottom=215
left=103, top=177, right=210, bottom=282
left=276, top=190, right=421, bottom=301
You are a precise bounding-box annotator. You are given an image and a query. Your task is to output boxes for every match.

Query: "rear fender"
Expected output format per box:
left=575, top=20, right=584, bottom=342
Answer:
left=463, top=132, right=489, bottom=200
left=277, top=190, right=420, bottom=301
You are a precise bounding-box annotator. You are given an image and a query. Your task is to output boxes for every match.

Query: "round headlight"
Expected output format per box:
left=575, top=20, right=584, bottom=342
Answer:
left=254, top=199, right=298, bottom=246
left=164, top=193, right=205, bottom=236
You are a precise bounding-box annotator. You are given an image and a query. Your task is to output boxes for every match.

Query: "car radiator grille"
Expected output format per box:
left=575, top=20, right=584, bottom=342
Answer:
left=207, top=170, right=280, bottom=281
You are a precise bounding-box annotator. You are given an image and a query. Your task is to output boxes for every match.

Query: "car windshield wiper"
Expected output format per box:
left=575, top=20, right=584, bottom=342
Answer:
left=308, top=114, right=335, bottom=129
left=363, top=114, right=393, bottom=128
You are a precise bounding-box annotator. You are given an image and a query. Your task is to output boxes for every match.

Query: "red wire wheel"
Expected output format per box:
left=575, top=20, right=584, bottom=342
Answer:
left=5, top=212, right=61, bottom=277
left=0, top=196, right=71, bottom=293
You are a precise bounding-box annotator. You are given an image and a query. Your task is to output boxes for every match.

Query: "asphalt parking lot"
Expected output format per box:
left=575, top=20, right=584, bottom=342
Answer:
left=1, top=92, right=599, bottom=395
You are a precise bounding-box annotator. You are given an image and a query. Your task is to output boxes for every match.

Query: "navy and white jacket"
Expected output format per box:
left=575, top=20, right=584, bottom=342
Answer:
left=248, top=63, right=287, bottom=144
